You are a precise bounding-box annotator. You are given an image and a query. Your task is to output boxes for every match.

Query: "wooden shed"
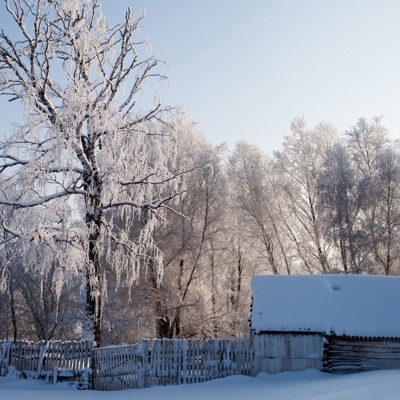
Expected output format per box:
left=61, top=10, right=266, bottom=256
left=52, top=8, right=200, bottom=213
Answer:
left=250, top=274, right=400, bottom=374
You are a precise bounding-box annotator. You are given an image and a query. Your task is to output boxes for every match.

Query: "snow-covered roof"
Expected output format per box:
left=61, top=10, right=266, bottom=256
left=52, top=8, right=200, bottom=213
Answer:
left=251, top=274, right=400, bottom=338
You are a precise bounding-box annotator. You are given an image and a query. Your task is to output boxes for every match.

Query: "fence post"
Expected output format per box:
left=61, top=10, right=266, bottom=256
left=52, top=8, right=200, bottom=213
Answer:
left=1, top=339, right=12, bottom=375
left=37, top=341, right=49, bottom=375
left=137, top=339, right=149, bottom=389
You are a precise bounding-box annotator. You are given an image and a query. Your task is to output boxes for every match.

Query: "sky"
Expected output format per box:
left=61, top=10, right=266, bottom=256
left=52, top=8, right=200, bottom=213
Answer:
left=1, top=0, right=400, bottom=153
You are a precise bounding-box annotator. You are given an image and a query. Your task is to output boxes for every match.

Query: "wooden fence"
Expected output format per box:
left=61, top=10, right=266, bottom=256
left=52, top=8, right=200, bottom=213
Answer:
left=0, top=339, right=94, bottom=388
left=6, top=335, right=400, bottom=390
left=1, top=337, right=253, bottom=391
left=92, top=338, right=254, bottom=391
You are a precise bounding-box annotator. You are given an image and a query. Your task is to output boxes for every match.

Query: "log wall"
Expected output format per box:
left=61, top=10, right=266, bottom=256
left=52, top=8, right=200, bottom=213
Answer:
left=323, top=336, right=400, bottom=373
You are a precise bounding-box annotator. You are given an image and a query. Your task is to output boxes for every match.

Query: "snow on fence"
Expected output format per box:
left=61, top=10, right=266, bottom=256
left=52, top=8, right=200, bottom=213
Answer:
left=92, top=341, right=149, bottom=390
left=0, top=339, right=94, bottom=388
left=1, top=337, right=253, bottom=391
left=0, top=339, right=12, bottom=375
left=92, top=338, right=254, bottom=391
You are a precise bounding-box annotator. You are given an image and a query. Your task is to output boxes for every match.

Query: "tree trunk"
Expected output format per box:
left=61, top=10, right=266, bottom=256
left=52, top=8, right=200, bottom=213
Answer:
left=172, top=259, right=185, bottom=337
left=210, top=253, right=218, bottom=338
left=9, top=278, right=18, bottom=342
left=85, top=215, right=104, bottom=346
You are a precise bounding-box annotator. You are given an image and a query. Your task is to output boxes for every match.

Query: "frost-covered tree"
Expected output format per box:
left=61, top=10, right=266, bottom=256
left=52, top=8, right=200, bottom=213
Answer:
left=370, top=146, right=400, bottom=275
left=100, top=110, right=234, bottom=341
left=345, top=117, right=388, bottom=176
left=151, top=111, right=229, bottom=338
left=2, top=257, right=82, bottom=342
left=0, top=0, right=185, bottom=345
left=228, top=141, right=291, bottom=275
left=342, top=118, right=400, bottom=275
left=274, top=118, right=336, bottom=273
left=342, top=119, right=400, bottom=275
left=318, top=143, right=370, bottom=273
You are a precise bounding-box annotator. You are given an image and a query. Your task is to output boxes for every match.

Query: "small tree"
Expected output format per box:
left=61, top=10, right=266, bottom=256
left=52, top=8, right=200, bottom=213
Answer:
left=0, top=0, right=184, bottom=345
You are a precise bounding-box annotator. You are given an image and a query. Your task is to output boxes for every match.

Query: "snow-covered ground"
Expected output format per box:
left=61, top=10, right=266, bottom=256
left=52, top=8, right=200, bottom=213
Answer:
left=2, top=369, right=400, bottom=400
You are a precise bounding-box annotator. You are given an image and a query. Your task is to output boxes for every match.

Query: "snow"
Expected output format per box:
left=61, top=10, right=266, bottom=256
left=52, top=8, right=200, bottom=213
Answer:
left=2, top=369, right=400, bottom=399
left=251, top=274, right=400, bottom=337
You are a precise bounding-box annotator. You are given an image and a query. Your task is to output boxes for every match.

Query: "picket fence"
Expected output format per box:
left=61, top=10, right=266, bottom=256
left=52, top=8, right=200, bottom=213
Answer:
left=1, top=337, right=254, bottom=391
left=92, top=338, right=254, bottom=391
left=0, top=340, right=94, bottom=388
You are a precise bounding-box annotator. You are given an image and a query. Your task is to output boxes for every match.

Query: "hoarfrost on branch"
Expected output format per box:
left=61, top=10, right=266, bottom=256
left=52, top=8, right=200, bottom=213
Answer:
left=0, top=0, right=186, bottom=344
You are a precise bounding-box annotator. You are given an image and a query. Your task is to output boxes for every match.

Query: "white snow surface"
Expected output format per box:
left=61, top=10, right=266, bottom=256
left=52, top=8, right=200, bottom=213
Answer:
left=251, top=274, right=400, bottom=337
left=2, top=369, right=400, bottom=399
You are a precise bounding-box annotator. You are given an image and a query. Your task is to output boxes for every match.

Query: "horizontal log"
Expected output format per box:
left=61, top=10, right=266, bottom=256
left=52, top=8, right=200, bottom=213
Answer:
left=324, top=360, right=400, bottom=370
left=327, top=344, right=400, bottom=352
left=325, top=360, right=400, bottom=367
left=328, top=345, right=400, bottom=353
left=327, top=340, right=400, bottom=349
left=326, top=351, right=400, bottom=360
left=323, top=338, right=400, bottom=373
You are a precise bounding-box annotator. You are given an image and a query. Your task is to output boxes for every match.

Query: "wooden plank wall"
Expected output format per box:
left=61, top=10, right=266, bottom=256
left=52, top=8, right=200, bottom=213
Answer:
left=323, top=337, right=400, bottom=373
left=253, top=333, right=323, bottom=374
left=92, top=338, right=254, bottom=391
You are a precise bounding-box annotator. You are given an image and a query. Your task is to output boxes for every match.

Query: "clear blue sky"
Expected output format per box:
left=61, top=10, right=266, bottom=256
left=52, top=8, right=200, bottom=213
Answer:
left=2, top=0, right=400, bottom=153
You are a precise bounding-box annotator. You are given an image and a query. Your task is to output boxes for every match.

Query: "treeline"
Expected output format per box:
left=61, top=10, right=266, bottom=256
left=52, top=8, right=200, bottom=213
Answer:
left=1, top=112, right=399, bottom=344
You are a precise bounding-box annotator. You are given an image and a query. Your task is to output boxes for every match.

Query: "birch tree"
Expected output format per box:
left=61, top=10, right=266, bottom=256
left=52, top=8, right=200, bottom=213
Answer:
left=228, top=141, right=291, bottom=275
left=318, top=143, right=370, bottom=273
left=274, top=118, right=336, bottom=273
left=0, top=0, right=184, bottom=345
left=371, top=146, right=400, bottom=275
left=343, top=118, right=400, bottom=275
left=152, top=112, right=228, bottom=338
